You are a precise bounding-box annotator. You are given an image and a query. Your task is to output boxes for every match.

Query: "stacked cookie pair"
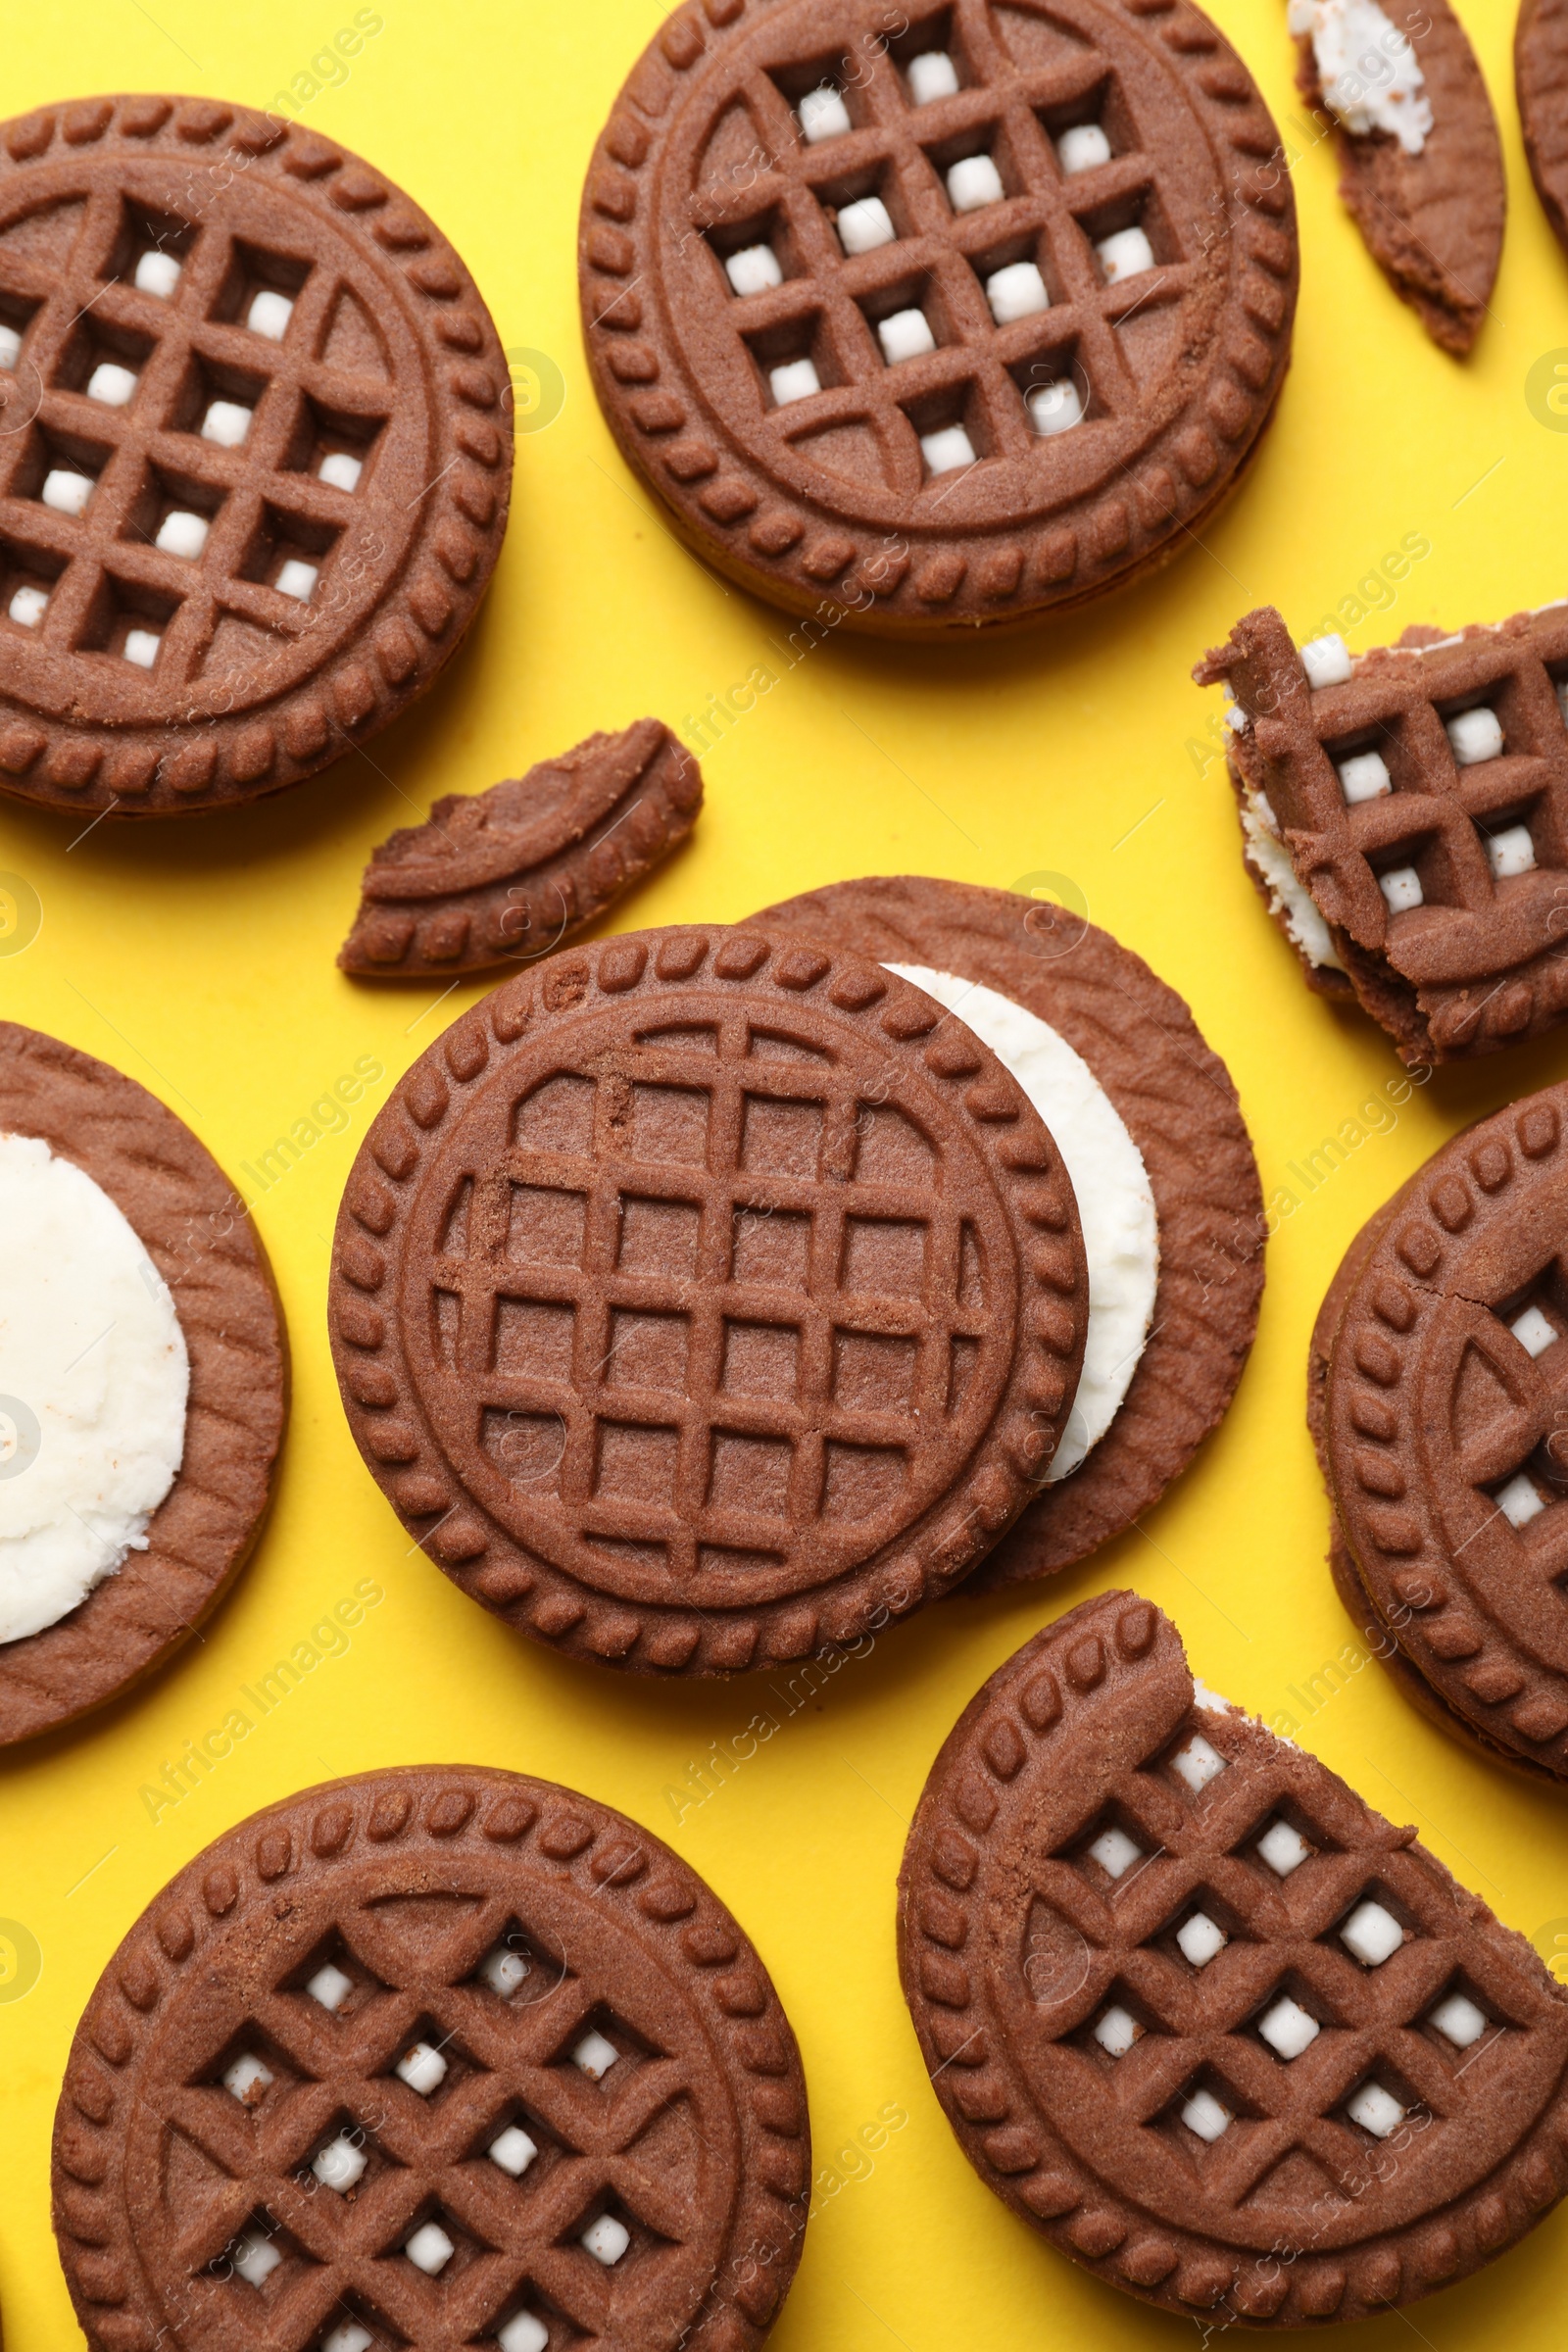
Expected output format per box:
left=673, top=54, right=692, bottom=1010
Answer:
left=327, top=878, right=1264, bottom=1673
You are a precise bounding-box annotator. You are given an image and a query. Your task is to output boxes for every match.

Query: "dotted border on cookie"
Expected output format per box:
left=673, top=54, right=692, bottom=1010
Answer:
left=0, top=95, right=513, bottom=815
left=328, top=927, right=1089, bottom=1674
left=898, top=1592, right=1568, bottom=2326
left=578, top=0, right=1298, bottom=628
left=53, top=1767, right=809, bottom=2352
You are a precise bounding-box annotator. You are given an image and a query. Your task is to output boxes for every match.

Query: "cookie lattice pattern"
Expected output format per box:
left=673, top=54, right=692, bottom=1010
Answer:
left=429, top=1000, right=999, bottom=1588
left=0, top=172, right=398, bottom=693
left=1207, top=605, right=1568, bottom=1054
left=164, top=1889, right=702, bottom=2346
left=688, top=0, right=1205, bottom=500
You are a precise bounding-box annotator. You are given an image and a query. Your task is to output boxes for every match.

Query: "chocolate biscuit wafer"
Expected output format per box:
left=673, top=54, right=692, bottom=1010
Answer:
left=1519, top=0, right=1568, bottom=254
left=54, top=1765, right=808, bottom=2352
left=1313, top=1084, right=1568, bottom=1784
left=340, top=720, right=704, bottom=979
left=0, top=1021, right=285, bottom=1744
left=580, top=0, right=1298, bottom=637
left=899, top=1589, right=1568, bottom=2326
left=328, top=925, right=1089, bottom=1675
left=754, top=874, right=1263, bottom=1583
left=1198, top=601, right=1568, bottom=1062
left=1290, top=0, right=1503, bottom=353
left=0, top=95, right=511, bottom=817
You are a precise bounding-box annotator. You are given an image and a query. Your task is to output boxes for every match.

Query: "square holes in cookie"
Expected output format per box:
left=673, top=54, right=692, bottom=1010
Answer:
left=1072, top=187, right=1173, bottom=287
left=53, top=318, right=155, bottom=411
left=919, top=118, right=1019, bottom=218
left=169, top=351, right=270, bottom=451
left=768, top=52, right=871, bottom=147
left=0, top=538, right=65, bottom=635
left=1009, top=346, right=1091, bottom=441
left=900, top=379, right=992, bottom=479
left=1075, top=1810, right=1153, bottom=1886
left=967, top=229, right=1058, bottom=325
left=73, top=573, right=179, bottom=670
left=239, top=502, right=340, bottom=607
left=742, top=311, right=842, bottom=413
left=122, top=463, right=225, bottom=567
left=811, top=161, right=912, bottom=258
left=106, top=201, right=197, bottom=302
left=886, top=7, right=971, bottom=105
left=856, top=266, right=951, bottom=369
left=15, top=422, right=112, bottom=518
left=282, top=396, right=385, bottom=495
left=0, top=294, right=39, bottom=375
left=706, top=208, right=801, bottom=301
left=213, top=240, right=312, bottom=343
left=1038, top=75, right=1131, bottom=179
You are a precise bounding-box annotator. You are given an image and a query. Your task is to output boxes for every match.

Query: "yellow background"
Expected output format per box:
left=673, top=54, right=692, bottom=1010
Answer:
left=1, top=0, right=1566, bottom=2343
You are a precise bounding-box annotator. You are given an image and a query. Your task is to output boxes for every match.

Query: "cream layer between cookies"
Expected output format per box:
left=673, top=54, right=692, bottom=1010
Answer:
left=0, top=1131, right=187, bottom=1642
left=885, top=964, right=1158, bottom=1480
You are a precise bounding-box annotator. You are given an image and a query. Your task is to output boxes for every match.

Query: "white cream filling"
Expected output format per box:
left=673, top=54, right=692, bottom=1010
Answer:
left=1240, top=789, right=1345, bottom=972
left=0, top=1130, right=188, bottom=1643
left=1287, top=0, right=1432, bottom=155
left=885, top=965, right=1158, bottom=1480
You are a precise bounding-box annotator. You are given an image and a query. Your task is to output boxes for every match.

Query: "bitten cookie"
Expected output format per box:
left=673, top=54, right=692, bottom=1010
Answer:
left=1311, top=1083, right=1568, bottom=1784
left=754, top=875, right=1263, bottom=1583
left=579, top=0, right=1298, bottom=637
left=53, top=1765, right=809, bottom=2352
left=1290, top=0, right=1503, bottom=352
left=0, top=95, right=512, bottom=817
left=899, top=1589, right=1568, bottom=2327
left=339, top=720, right=704, bottom=978
left=1197, top=601, right=1568, bottom=1063
left=0, top=1021, right=285, bottom=1743
left=329, top=925, right=1089, bottom=1675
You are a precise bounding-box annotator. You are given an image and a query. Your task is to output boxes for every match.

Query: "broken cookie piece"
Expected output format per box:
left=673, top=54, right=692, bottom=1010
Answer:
left=339, top=717, right=703, bottom=977
left=1291, top=0, right=1504, bottom=353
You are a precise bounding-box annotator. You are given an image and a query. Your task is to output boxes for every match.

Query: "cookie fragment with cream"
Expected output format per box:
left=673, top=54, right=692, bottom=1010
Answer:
left=1289, top=0, right=1503, bottom=353
left=1198, top=601, right=1568, bottom=1062
left=754, top=876, right=1263, bottom=1584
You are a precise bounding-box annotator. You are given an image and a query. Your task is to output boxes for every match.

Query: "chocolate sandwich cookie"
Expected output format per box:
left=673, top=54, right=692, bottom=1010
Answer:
left=754, top=876, right=1263, bottom=1584
left=1290, top=0, right=1502, bottom=354
left=329, top=925, right=1089, bottom=1674
left=54, top=1765, right=809, bottom=2352
left=0, top=95, right=512, bottom=818
left=0, top=1021, right=284, bottom=1743
left=580, top=0, right=1298, bottom=638
left=340, top=720, right=704, bottom=979
left=1313, top=1084, right=1568, bottom=1784
left=899, top=1588, right=1568, bottom=2327
left=1197, top=601, right=1568, bottom=1063
left=1518, top=0, right=1568, bottom=254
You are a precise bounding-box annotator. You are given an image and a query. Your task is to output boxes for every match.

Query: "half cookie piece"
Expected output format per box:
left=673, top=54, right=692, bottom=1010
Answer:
left=54, top=1766, right=809, bottom=2352
left=340, top=720, right=704, bottom=978
left=329, top=926, right=1089, bottom=1675
left=1289, top=0, right=1503, bottom=352
left=755, top=877, right=1263, bottom=1584
left=1517, top=0, right=1568, bottom=256
left=1197, top=601, right=1568, bottom=1062
left=0, top=1022, right=284, bottom=1743
left=1311, top=1082, right=1568, bottom=1785
left=899, top=1589, right=1568, bottom=2328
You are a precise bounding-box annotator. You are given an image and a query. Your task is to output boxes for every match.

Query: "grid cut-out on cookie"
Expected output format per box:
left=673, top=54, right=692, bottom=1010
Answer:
left=687, top=0, right=1194, bottom=494
left=166, top=1888, right=690, bottom=2339
left=1023, top=1704, right=1522, bottom=2217
left=1286, top=618, right=1568, bottom=953
left=0, top=179, right=392, bottom=686
left=433, top=1012, right=994, bottom=1581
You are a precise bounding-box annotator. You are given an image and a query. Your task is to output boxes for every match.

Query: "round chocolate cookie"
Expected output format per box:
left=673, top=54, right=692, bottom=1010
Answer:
left=579, top=0, right=1297, bottom=638
left=899, top=1589, right=1568, bottom=2327
left=54, top=1765, right=809, bottom=2352
left=329, top=925, right=1089, bottom=1675
left=0, top=95, right=512, bottom=817
left=1518, top=0, right=1568, bottom=256
left=1315, top=1085, right=1568, bottom=1784
left=0, top=1021, right=285, bottom=1744
left=754, top=876, right=1263, bottom=1582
